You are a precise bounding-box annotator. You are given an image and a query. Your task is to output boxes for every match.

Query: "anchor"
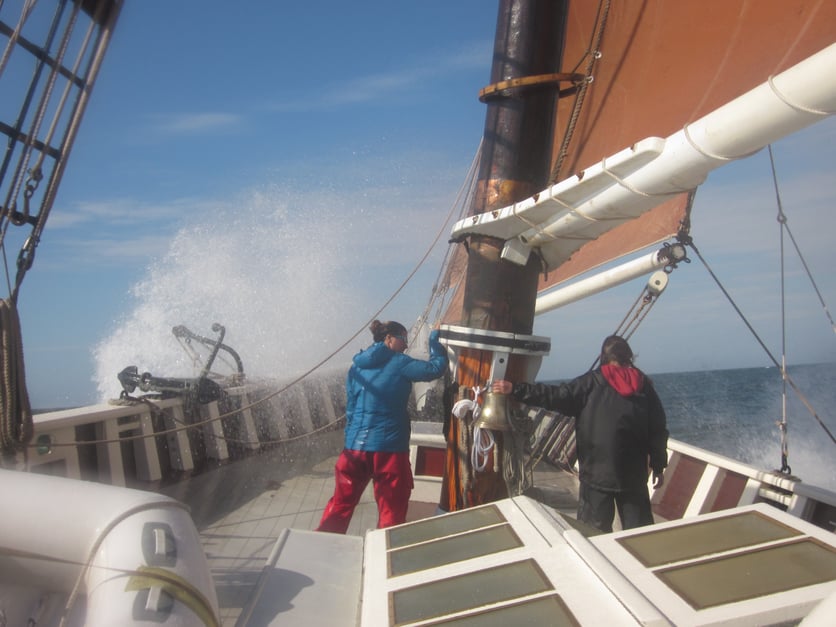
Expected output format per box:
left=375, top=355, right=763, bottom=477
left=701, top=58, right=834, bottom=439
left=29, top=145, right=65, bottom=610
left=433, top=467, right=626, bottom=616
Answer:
left=117, top=365, right=222, bottom=403
left=117, top=322, right=244, bottom=403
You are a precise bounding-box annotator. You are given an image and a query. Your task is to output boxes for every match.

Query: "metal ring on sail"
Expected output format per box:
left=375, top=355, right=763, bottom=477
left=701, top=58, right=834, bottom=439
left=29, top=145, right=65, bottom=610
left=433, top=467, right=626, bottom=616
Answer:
left=478, top=72, right=586, bottom=102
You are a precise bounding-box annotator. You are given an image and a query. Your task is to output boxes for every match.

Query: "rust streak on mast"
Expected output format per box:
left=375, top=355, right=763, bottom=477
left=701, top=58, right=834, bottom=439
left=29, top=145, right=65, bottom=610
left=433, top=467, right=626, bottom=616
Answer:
left=440, top=0, right=567, bottom=511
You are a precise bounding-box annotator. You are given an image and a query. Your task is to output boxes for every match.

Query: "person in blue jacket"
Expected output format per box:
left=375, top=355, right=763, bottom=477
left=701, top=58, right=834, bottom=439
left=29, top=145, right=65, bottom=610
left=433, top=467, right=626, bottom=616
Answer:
left=317, top=320, right=448, bottom=533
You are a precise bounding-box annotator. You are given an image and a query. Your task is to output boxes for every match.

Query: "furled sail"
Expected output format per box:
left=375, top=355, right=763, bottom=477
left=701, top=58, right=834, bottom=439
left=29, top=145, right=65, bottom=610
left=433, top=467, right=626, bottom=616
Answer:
left=441, top=0, right=836, bottom=324
left=436, top=0, right=836, bottom=513
left=539, top=0, right=836, bottom=292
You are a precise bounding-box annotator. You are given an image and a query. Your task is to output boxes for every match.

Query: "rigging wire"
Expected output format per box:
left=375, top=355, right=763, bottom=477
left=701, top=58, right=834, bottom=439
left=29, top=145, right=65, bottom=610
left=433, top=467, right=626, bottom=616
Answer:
left=685, top=238, right=836, bottom=448
left=769, top=144, right=791, bottom=474
left=17, top=145, right=484, bottom=452
left=585, top=279, right=665, bottom=372
left=417, top=142, right=482, bottom=330
left=768, top=148, right=836, bottom=336
left=550, top=0, right=611, bottom=184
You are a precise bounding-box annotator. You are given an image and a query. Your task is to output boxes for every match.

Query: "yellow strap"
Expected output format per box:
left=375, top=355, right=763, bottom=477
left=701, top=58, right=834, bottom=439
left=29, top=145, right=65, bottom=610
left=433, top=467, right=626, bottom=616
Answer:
left=125, top=566, right=219, bottom=627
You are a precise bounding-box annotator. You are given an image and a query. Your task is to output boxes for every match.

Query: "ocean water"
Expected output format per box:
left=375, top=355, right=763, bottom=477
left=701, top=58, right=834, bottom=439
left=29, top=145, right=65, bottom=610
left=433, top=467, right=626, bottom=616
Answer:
left=648, top=362, right=836, bottom=491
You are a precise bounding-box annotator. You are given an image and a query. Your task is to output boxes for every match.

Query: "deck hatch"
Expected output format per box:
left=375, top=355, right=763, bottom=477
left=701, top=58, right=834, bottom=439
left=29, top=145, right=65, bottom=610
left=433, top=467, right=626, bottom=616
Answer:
left=417, top=594, right=579, bottom=626
left=390, top=559, right=553, bottom=625
left=656, top=538, right=836, bottom=609
left=386, top=504, right=505, bottom=549
left=388, top=523, right=522, bottom=577
left=616, top=510, right=800, bottom=567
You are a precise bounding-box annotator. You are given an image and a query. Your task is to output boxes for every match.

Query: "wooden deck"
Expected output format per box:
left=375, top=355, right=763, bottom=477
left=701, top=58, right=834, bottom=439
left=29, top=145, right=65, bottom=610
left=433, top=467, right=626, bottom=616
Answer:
left=197, top=455, right=579, bottom=626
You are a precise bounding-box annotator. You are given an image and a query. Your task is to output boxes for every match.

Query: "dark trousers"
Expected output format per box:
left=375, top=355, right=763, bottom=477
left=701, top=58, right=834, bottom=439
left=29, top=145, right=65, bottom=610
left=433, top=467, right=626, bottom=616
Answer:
left=577, top=481, right=654, bottom=533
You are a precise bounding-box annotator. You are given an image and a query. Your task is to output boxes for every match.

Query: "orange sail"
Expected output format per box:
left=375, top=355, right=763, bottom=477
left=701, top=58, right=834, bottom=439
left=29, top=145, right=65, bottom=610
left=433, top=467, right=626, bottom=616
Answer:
left=437, top=0, right=836, bottom=512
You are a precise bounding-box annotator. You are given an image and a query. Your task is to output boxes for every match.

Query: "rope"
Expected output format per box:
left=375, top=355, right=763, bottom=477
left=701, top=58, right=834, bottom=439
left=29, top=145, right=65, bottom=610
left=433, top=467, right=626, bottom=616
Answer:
left=3, top=2, right=81, bottom=230
left=767, top=144, right=836, bottom=470
left=471, top=426, right=495, bottom=473
left=58, top=499, right=219, bottom=627
left=1, top=298, right=33, bottom=458
left=550, top=0, right=611, bottom=184
left=21, top=143, right=476, bottom=453
left=0, top=1, right=38, bottom=78
left=452, top=387, right=492, bottom=472
left=768, top=148, right=836, bottom=336
left=686, top=238, right=836, bottom=447
left=418, top=143, right=482, bottom=328
left=770, top=144, right=792, bottom=474
left=586, top=282, right=663, bottom=372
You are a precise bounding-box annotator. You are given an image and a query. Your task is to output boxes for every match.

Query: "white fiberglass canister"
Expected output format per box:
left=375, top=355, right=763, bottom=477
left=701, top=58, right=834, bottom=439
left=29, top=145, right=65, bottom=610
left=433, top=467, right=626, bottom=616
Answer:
left=0, top=469, right=219, bottom=626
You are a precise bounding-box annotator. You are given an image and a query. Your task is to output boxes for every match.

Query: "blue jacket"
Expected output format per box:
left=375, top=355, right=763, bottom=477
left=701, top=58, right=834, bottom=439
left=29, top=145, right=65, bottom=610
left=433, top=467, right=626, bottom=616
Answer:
left=344, top=330, right=448, bottom=452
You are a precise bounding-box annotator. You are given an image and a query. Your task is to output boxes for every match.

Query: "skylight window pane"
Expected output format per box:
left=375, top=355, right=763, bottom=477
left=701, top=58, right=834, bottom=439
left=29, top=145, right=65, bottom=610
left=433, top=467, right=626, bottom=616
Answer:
left=391, top=559, right=552, bottom=625
left=387, top=505, right=505, bottom=549
left=657, top=539, right=836, bottom=609
left=389, top=524, right=522, bottom=577
left=618, top=510, right=800, bottom=567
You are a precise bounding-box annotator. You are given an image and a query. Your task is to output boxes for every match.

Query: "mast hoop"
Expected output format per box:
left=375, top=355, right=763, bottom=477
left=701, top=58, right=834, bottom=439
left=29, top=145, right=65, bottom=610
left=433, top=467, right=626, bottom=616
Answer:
left=478, top=72, right=585, bottom=102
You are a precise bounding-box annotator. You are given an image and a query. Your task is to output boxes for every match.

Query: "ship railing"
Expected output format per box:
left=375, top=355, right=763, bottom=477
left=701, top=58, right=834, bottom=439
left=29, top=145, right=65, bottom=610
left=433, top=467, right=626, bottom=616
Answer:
left=27, top=388, right=253, bottom=485
left=26, top=377, right=347, bottom=487
left=653, top=438, right=836, bottom=532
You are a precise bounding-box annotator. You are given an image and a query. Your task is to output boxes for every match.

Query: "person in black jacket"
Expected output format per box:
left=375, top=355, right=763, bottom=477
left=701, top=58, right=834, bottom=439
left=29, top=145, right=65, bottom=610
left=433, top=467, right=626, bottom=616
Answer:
left=492, top=335, right=668, bottom=532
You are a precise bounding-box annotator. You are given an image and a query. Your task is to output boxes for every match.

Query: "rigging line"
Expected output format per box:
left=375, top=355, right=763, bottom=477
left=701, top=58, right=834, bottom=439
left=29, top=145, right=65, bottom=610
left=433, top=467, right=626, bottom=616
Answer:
left=570, top=0, right=609, bottom=74
left=4, top=1, right=81, bottom=225
left=1, top=240, right=13, bottom=297
left=57, top=499, right=219, bottom=627
left=587, top=283, right=648, bottom=372
left=29, top=4, right=98, bottom=177
left=767, top=146, right=836, bottom=335
left=418, top=142, right=482, bottom=327
left=27, top=145, right=482, bottom=446
left=687, top=239, right=836, bottom=446
left=0, top=0, right=37, bottom=77
left=769, top=144, right=791, bottom=473
left=551, top=0, right=611, bottom=184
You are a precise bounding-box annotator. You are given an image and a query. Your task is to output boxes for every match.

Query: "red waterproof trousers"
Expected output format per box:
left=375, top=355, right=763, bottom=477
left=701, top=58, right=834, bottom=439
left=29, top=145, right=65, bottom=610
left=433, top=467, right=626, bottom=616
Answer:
left=316, top=449, right=414, bottom=533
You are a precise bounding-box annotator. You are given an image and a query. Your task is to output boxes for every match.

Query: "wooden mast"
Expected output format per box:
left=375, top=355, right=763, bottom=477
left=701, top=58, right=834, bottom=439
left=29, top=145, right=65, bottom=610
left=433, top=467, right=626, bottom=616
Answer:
left=439, top=0, right=568, bottom=511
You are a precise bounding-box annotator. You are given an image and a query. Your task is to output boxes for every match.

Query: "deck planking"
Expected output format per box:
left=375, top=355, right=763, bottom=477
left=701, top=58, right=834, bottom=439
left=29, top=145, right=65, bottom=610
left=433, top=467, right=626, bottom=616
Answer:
left=199, top=456, right=579, bottom=625
left=200, top=456, right=377, bottom=625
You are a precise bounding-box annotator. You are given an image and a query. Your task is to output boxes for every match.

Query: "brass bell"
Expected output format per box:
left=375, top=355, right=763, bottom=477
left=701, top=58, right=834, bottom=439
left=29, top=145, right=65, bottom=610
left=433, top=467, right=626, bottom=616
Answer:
left=474, top=391, right=512, bottom=431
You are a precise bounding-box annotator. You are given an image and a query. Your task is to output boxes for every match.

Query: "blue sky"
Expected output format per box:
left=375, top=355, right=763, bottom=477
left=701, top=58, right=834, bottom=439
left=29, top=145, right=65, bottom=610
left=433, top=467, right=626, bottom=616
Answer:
left=4, top=1, right=835, bottom=409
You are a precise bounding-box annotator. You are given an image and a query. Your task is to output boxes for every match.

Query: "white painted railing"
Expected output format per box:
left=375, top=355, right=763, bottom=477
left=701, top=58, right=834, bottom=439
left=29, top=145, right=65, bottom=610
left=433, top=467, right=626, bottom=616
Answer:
left=26, top=376, right=347, bottom=487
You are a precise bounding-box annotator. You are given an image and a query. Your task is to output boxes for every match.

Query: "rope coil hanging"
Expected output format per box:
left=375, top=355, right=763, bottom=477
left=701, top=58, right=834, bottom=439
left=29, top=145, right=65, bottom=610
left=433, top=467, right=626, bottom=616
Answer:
left=1, top=298, right=33, bottom=459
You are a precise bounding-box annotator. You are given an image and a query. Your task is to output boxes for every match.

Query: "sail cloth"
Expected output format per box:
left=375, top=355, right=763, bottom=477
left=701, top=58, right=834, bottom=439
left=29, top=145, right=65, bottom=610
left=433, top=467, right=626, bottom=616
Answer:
left=441, top=0, right=836, bottom=324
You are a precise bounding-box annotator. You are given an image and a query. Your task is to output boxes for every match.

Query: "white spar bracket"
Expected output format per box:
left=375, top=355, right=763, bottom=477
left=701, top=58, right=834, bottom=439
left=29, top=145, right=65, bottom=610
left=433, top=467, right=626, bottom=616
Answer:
left=438, top=325, right=551, bottom=384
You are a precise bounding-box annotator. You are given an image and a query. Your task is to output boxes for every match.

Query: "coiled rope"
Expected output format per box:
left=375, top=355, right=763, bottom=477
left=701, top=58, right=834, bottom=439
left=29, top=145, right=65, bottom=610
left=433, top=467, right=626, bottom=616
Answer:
left=1, top=298, right=33, bottom=458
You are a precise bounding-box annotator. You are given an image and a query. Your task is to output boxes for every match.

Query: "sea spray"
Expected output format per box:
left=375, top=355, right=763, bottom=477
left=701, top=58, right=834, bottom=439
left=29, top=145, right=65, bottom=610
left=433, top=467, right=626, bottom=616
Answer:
left=653, top=364, right=836, bottom=490
left=91, top=183, right=420, bottom=401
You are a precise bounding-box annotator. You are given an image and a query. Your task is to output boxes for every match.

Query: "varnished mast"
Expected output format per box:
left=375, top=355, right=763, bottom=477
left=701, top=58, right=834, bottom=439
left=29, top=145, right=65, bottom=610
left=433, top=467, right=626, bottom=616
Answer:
left=439, top=0, right=569, bottom=511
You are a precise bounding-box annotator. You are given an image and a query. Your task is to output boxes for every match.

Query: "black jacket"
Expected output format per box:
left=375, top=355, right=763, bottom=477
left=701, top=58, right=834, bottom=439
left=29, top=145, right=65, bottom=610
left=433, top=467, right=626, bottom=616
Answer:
left=512, top=369, right=668, bottom=492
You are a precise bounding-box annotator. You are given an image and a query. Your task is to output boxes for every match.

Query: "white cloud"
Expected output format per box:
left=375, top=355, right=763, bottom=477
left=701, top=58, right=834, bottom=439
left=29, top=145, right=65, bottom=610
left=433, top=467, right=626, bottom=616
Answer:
left=265, top=41, right=490, bottom=111
left=48, top=197, right=220, bottom=229
left=147, top=112, right=243, bottom=134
